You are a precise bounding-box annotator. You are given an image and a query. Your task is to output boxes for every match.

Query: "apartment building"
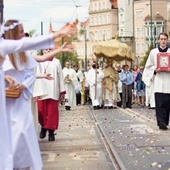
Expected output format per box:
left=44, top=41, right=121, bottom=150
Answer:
left=134, top=0, right=170, bottom=64
left=74, top=0, right=118, bottom=70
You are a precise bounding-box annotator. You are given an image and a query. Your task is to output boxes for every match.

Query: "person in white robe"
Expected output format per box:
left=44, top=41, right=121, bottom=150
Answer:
left=73, top=64, right=84, bottom=105
left=102, top=62, right=120, bottom=109
left=115, top=63, right=123, bottom=107
left=3, top=52, right=42, bottom=169
left=145, top=32, right=170, bottom=130
left=0, top=27, right=55, bottom=170
left=31, top=43, right=75, bottom=134
left=63, top=60, right=77, bottom=110
left=35, top=48, right=67, bottom=142
left=142, top=68, right=155, bottom=108
left=86, top=62, right=104, bottom=110
left=1, top=19, right=77, bottom=170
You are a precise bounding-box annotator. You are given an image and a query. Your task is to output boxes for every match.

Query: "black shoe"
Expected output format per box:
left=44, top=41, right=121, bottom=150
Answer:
left=39, top=127, right=47, bottom=139
left=159, top=122, right=168, bottom=130
left=65, top=106, right=71, bottom=110
left=48, top=134, right=55, bottom=141
left=108, top=106, right=113, bottom=109
left=48, top=130, right=55, bottom=141
left=127, top=106, right=132, bottom=109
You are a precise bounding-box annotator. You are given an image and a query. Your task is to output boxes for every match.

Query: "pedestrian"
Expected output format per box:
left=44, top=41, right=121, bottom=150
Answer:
left=1, top=19, right=77, bottom=170
left=115, top=63, right=123, bottom=107
left=32, top=43, right=75, bottom=134
left=120, top=64, right=133, bottom=109
left=131, top=65, right=139, bottom=104
left=73, top=64, right=84, bottom=105
left=144, top=32, right=170, bottom=130
left=36, top=48, right=67, bottom=141
left=102, top=60, right=120, bottom=109
left=136, top=75, right=145, bottom=107
left=63, top=60, right=77, bottom=110
left=86, top=61, right=104, bottom=110
left=84, top=65, right=91, bottom=104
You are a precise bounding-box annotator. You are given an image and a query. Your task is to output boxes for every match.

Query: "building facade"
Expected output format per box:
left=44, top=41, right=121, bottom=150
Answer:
left=134, top=0, right=170, bottom=64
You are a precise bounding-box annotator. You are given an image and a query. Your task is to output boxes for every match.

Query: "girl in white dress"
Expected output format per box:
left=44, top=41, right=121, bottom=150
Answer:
left=0, top=20, right=77, bottom=170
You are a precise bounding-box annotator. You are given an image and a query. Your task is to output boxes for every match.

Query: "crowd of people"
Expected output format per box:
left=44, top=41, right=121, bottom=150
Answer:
left=0, top=18, right=170, bottom=170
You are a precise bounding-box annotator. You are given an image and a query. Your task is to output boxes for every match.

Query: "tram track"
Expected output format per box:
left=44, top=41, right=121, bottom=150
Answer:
left=89, top=106, right=126, bottom=170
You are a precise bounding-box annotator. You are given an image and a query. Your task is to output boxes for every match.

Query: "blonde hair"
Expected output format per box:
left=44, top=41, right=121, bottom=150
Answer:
left=3, top=19, right=27, bottom=70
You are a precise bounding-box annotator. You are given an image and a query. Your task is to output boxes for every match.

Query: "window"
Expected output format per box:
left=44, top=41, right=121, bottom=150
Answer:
left=107, top=29, right=110, bottom=39
left=95, top=31, right=98, bottom=41
left=136, top=28, right=140, bottom=37
left=103, top=30, right=106, bottom=40
left=119, top=13, right=124, bottom=25
left=107, top=14, right=110, bottom=24
left=136, top=44, right=140, bottom=53
left=142, top=43, right=145, bottom=53
left=90, top=17, right=93, bottom=25
left=103, top=15, right=105, bottom=24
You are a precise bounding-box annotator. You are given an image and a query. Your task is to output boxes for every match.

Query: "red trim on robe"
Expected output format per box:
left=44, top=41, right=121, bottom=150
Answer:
left=60, top=91, right=66, bottom=95
left=38, top=99, right=59, bottom=130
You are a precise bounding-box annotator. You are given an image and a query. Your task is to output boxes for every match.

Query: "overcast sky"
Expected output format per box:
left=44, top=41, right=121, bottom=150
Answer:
left=4, top=0, right=89, bottom=35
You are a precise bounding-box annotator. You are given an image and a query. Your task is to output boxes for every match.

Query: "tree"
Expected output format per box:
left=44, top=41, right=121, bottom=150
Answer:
left=56, top=51, right=79, bottom=68
left=140, top=43, right=153, bottom=66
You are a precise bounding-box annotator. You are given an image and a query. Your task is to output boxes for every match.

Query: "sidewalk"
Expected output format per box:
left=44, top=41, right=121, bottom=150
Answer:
left=39, top=104, right=170, bottom=170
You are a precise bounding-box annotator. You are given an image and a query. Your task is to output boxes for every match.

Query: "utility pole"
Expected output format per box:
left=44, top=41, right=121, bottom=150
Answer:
left=62, top=37, right=65, bottom=68
left=84, top=28, right=87, bottom=72
left=41, top=21, right=43, bottom=55
left=150, top=0, right=153, bottom=46
left=0, top=0, right=4, bottom=23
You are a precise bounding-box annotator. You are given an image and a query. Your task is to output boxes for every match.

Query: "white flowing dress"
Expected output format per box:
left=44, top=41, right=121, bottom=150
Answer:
left=3, top=53, right=42, bottom=169
left=0, top=34, right=54, bottom=170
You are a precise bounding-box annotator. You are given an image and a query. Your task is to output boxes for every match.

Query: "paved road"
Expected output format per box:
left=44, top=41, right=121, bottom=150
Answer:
left=39, top=105, right=116, bottom=170
left=39, top=104, right=170, bottom=170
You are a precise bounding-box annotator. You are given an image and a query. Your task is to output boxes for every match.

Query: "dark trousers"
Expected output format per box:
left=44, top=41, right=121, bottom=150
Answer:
left=155, top=93, right=170, bottom=125
left=76, top=92, right=81, bottom=105
left=117, top=93, right=122, bottom=107
left=122, top=84, right=132, bottom=108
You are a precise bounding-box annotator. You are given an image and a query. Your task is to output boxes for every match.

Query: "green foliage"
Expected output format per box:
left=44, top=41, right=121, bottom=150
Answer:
left=56, top=51, right=79, bottom=68
left=28, top=29, right=36, bottom=37
left=140, top=43, right=154, bottom=66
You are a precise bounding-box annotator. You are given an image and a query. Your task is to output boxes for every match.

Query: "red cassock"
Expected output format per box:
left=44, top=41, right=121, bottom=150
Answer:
left=38, top=99, right=59, bottom=130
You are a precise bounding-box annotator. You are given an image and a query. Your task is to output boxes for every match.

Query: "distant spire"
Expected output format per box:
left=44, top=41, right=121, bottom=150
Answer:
left=49, top=19, right=53, bottom=33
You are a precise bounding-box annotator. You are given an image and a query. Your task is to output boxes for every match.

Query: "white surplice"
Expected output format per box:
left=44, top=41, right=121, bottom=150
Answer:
left=62, top=67, right=77, bottom=107
left=35, top=58, right=66, bottom=101
left=75, top=70, right=84, bottom=93
left=86, top=68, right=104, bottom=106
left=145, top=48, right=170, bottom=93
left=3, top=52, right=43, bottom=169
left=142, top=68, right=155, bottom=107
left=0, top=34, right=54, bottom=170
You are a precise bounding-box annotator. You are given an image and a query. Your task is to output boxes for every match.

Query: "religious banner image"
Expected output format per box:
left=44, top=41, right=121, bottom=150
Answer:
left=157, top=53, right=170, bottom=71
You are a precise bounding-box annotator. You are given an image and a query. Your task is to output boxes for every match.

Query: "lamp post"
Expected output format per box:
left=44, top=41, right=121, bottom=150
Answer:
left=0, top=0, right=4, bottom=23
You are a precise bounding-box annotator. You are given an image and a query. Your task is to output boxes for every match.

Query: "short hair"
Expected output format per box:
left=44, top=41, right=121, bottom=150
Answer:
left=122, top=64, right=129, bottom=70
left=158, top=32, right=168, bottom=40
left=25, top=32, right=30, bottom=37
